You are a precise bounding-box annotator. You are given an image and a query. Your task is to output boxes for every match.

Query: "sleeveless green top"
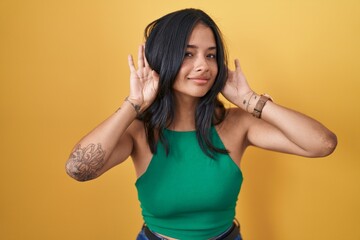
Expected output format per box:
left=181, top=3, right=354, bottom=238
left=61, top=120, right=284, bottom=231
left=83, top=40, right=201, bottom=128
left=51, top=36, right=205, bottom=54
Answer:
left=135, top=127, right=243, bottom=240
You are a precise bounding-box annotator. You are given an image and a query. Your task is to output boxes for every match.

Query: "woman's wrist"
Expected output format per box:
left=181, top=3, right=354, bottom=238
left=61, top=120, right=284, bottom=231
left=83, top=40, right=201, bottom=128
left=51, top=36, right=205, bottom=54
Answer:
left=124, top=96, right=142, bottom=116
left=239, top=91, right=260, bottom=114
left=252, top=94, right=273, bottom=118
left=239, top=91, right=273, bottom=118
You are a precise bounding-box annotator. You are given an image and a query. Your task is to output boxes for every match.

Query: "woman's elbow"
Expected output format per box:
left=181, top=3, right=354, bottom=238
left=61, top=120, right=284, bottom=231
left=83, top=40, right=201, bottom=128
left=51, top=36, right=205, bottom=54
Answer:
left=65, top=159, right=99, bottom=182
left=312, top=131, right=338, bottom=157
left=324, top=132, right=338, bottom=156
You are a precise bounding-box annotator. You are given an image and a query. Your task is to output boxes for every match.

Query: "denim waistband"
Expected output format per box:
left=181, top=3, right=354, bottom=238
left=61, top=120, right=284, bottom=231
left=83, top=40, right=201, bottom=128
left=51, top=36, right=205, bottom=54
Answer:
left=139, top=220, right=241, bottom=240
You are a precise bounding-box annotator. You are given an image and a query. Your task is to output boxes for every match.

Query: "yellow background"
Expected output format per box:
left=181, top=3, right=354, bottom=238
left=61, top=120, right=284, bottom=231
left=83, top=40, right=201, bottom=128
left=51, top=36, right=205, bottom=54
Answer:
left=1, top=0, right=359, bottom=239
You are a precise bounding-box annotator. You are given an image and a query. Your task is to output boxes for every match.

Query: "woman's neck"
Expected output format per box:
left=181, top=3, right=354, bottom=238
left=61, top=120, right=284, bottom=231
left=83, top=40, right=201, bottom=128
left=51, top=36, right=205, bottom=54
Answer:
left=169, top=93, right=199, bottom=131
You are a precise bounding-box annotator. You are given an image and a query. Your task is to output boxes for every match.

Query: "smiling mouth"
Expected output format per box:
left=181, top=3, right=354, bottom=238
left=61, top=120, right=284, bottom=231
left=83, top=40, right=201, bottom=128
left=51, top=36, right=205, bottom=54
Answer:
left=187, top=77, right=209, bottom=84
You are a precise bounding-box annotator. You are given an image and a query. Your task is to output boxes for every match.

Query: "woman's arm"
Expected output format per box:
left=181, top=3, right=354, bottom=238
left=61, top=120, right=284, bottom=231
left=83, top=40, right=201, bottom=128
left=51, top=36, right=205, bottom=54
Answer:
left=222, top=59, right=337, bottom=157
left=245, top=99, right=337, bottom=157
left=65, top=102, right=137, bottom=182
left=65, top=45, right=159, bottom=181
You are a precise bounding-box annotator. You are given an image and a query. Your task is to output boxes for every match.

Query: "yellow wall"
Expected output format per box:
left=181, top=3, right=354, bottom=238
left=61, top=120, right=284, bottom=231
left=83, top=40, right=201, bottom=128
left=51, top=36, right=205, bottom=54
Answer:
left=1, top=0, right=359, bottom=239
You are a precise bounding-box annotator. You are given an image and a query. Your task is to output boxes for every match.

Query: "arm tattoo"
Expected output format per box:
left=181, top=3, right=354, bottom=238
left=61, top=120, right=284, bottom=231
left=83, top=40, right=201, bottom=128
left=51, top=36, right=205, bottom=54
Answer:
left=65, top=143, right=106, bottom=181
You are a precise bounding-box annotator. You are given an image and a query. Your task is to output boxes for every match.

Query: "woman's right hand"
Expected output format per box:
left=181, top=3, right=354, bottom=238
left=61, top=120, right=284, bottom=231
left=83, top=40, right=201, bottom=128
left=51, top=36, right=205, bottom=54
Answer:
left=127, top=44, right=159, bottom=112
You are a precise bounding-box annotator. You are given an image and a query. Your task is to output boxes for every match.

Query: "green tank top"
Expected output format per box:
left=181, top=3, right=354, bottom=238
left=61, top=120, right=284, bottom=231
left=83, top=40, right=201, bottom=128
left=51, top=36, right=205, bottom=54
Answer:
left=135, top=126, right=243, bottom=240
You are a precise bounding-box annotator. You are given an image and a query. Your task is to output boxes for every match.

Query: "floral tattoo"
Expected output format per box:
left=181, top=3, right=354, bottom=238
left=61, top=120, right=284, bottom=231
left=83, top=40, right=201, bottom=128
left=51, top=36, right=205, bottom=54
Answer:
left=65, top=143, right=106, bottom=181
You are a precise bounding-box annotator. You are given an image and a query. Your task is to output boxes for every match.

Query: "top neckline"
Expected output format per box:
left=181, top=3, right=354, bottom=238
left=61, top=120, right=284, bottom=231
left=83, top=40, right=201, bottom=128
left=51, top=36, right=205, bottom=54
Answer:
left=164, top=128, right=196, bottom=133
left=164, top=126, right=215, bottom=133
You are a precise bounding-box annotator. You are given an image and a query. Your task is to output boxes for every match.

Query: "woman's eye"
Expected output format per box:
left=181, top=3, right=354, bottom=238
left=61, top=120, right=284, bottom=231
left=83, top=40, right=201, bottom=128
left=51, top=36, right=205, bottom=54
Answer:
left=185, top=52, right=193, bottom=57
left=207, top=54, right=216, bottom=59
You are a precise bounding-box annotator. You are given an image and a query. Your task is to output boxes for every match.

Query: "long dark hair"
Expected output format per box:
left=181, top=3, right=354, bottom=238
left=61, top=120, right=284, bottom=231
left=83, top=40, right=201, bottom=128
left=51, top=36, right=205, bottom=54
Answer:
left=140, top=8, right=229, bottom=157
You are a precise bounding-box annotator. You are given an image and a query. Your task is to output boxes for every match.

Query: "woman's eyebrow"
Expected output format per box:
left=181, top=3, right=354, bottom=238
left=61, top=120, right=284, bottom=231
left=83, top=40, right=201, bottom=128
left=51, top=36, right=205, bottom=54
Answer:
left=186, top=44, right=217, bottom=50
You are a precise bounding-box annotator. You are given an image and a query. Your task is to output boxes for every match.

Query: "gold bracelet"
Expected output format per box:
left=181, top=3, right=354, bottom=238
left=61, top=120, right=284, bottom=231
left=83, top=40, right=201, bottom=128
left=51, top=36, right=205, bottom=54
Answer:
left=125, top=97, right=141, bottom=116
left=245, top=92, right=255, bottom=113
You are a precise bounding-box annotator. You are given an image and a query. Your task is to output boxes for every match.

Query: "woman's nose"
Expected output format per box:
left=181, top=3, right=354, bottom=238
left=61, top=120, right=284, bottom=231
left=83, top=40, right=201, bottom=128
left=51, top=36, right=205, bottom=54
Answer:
left=194, top=56, right=209, bottom=72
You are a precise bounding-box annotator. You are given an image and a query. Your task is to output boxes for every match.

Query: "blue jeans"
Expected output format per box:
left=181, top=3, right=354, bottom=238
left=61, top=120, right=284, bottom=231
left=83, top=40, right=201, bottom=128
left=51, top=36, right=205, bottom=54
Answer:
left=136, top=226, right=242, bottom=240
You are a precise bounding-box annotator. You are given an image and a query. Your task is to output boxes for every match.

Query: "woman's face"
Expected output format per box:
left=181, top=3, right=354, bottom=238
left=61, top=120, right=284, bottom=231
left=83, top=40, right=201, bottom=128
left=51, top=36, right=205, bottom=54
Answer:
left=172, top=23, right=218, bottom=99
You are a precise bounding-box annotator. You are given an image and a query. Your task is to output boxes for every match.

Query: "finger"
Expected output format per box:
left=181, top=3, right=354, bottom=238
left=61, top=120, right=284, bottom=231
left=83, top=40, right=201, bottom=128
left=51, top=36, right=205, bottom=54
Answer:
left=143, top=44, right=150, bottom=68
left=151, top=70, right=159, bottom=81
left=137, top=45, right=145, bottom=68
left=128, top=54, right=136, bottom=72
left=234, top=59, right=242, bottom=72
left=151, top=70, right=159, bottom=90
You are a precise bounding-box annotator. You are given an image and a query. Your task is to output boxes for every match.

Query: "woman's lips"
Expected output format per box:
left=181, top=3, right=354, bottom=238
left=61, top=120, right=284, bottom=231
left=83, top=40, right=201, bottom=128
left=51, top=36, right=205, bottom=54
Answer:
left=187, top=77, right=209, bottom=84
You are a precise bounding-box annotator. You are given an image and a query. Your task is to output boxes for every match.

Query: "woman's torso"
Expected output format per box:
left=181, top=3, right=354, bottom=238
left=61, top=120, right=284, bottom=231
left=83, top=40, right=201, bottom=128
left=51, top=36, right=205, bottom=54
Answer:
left=127, top=108, right=249, bottom=239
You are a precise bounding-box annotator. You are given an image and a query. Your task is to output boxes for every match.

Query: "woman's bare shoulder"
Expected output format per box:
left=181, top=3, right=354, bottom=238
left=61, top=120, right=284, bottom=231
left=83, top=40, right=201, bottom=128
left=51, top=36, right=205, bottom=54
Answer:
left=215, top=107, right=251, bottom=162
left=223, top=107, right=251, bottom=127
left=127, top=119, right=146, bottom=138
left=215, top=107, right=249, bottom=136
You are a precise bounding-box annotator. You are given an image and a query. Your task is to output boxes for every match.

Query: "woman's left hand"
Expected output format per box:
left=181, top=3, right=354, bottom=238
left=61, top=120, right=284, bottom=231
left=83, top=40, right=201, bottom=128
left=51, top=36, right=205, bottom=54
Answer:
left=221, top=59, right=253, bottom=110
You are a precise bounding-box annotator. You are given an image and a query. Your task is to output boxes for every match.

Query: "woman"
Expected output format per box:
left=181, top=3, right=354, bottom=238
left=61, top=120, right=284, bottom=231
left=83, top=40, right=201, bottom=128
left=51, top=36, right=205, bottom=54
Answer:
left=65, top=8, right=337, bottom=240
